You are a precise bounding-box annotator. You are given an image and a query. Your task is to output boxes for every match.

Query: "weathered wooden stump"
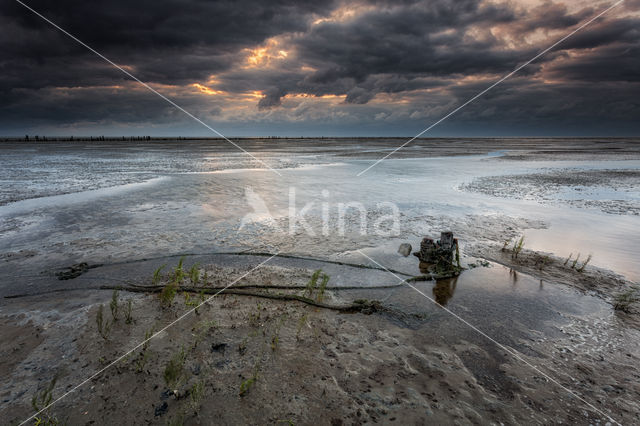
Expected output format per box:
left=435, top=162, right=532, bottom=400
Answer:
left=414, top=231, right=460, bottom=276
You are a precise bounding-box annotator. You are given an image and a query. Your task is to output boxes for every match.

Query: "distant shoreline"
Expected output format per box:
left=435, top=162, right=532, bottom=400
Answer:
left=0, top=136, right=636, bottom=142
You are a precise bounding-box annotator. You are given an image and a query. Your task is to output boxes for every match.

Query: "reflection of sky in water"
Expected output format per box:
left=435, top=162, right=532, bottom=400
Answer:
left=551, top=185, right=639, bottom=201
left=0, top=146, right=638, bottom=282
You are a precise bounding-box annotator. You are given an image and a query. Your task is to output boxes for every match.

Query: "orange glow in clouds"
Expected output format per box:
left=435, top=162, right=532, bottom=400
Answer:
left=192, top=83, right=225, bottom=96
left=245, top=39, right=289, bottom=67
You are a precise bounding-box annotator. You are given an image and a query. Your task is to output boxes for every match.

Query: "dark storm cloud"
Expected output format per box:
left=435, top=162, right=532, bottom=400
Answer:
left=0, top=0, right=336, bottom=89
left=0, top=85, right=207, bottom=127
left=1, top=0, right=639, bottom=135
left=250, top=0, right=639, bottom=108
left=295, top=0, right=521, bottom=81
left=511, top=1, right=593, bottom=34
left=546, top=42, right=640, bottom=82
left=0, top=0, right=336, bottom=129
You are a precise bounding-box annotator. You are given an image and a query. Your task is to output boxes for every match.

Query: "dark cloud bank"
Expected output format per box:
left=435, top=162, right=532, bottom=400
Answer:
left=0, top=0, right=638, bottom=136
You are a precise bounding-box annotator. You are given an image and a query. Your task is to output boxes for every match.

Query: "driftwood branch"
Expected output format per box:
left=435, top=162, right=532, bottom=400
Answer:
left=2, top=274, right=450, bottom=300
left=99, top=284, right=386, bottom=313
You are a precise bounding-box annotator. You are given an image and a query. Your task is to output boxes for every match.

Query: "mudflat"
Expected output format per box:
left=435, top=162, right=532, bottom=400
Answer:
left=1, top=138, right=639, bottom=425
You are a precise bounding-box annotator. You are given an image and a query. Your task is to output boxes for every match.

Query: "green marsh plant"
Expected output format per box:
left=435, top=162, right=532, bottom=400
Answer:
left=189, top=263, right=200, bottom=285
left=614, top=289, right=638, bottom=313
left=512, top=236, right=525, bottom=259
left=183, top=292, right=201, bottom=314
left=316, top=273, right=330, bottom=302
left=110, top=289, right=119, bottom=321
left=164, top=347, right=187, bottom=389
left=305, top=270, right=321, bottom=297
left=571, top=253, right=581, bottom=269
left=125, top=299, right=133, bottom=324
left=296, top=314, right=308, bottom=341
left=31, top=375, right=59, bottom=425
left=189, top=381, right=205, bottom=412
left=160, top=282, right=178, bottom=307
left=135, top=329, right=154, bottom=373
left=172, top=256, right=186, bottom=284
left=563, top=253, right=573, bottom=266
left=152, top=264, right=166, bottom=285
left=576, top=254, right=592, bottom=272
left=239, top=364, right=259, bottom=397
left=96, top=304, right=112, bottom=340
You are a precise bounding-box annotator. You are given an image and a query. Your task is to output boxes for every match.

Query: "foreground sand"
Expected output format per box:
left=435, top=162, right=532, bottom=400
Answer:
left=1, top=256, right=639, bottom=425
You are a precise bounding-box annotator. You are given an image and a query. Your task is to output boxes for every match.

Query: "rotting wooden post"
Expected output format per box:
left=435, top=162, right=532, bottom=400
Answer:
left=417, top=237, right=437, bottom=263
left=413, top=231, right=460, bottom=275
left=439, top=231, right=454, bottom=251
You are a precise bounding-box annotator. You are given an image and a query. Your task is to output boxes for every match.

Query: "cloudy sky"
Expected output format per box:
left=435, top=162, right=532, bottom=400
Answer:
left=1, top=0, right=639, bottom=136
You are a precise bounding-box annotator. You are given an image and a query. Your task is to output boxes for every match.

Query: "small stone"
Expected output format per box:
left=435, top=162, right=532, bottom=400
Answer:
left=211, top=343, right=227, bottom=353
left=397, top=243, right=412, bottom=257
left=154, top=401, right=168, bottom=416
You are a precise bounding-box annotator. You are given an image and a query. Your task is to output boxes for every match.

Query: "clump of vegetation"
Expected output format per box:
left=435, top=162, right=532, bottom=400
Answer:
left=239, top=375, right=256, bottom=396
left=184, top=290, right=207, bottom=315
left=189, top=263, right=200, bottom=284
left=535, top=255, right=551, bottom=270
left=296, top=314, right=309, bottom=341
left=160, top=282, right=178, bottom=307
left=269, top=315, right=287, bottom=352
left=152, top=264, right=166, bottom=285
left=189, top=381, right=205, bottom=412
left=304, top=269, right=331, bottom=301
left=125, top=299, right=133, bottom=324
left=571, top=253, right=581, bottom=269
left=135, top=329, right=153, bottom=373
left=614, top=289, right=638, bottom=313
left=195, top=319, right=217, bottom=335
left=32, top=375, right=59, bottom=426
left=316, top=273, right=330, bottom=302
left=305, top=270, right=322, bottom=297
left=110, top=289, right=119, bottom=321
left=164, top=347, right=187, bottom=389
left=192, top=320, right=217, bottom=348
left=576, top=254, right=592, bottom=272
left=167, top=412, right=185, bottom=426
left=512, top=235, right=525, bottom=259
left=239, top=365, right=259, bottom=396
left=172, top=257, right=186, bottom=284
left=248, top=303, right=262, bottom=327
left=96, top=304, right=112, bottom=340
left=467, top=260, right=490, bottom=269
left=563, top=253, right=573, bottom=266
left=184, top=292, right=197, bottom=313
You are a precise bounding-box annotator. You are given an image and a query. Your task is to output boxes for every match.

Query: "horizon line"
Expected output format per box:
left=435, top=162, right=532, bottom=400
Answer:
left=1, top=135, right=638, bottom=141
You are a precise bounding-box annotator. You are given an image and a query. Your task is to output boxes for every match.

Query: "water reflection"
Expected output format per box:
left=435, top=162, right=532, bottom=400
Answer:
left=433, top=276, right=458, bottom=305
left=509, top=268, right=519, bottom=285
